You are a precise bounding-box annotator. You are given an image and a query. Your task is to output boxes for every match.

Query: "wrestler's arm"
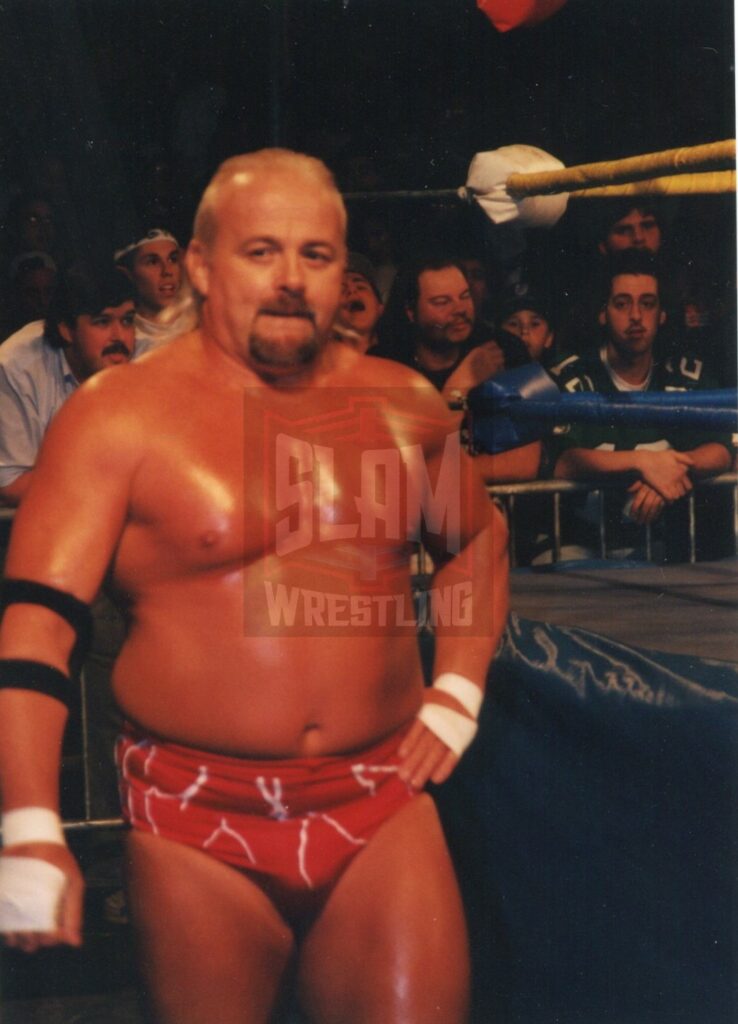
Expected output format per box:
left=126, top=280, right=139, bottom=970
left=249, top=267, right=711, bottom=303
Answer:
left=0, top=376, right=137, bottom=950
left=441, top=404, right=542, bottom=483
left=399, top=413, right=509, bottom=790
left=440, top=360, right=542, bottom=485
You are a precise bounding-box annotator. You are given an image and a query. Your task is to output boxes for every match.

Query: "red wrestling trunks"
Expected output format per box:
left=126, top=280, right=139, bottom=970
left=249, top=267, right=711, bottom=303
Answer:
left=116, top=724, right=416, bottom=913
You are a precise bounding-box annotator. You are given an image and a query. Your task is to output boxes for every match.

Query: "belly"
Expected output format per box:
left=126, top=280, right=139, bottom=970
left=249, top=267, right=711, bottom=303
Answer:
left=111, top=597, right=425, bottom=758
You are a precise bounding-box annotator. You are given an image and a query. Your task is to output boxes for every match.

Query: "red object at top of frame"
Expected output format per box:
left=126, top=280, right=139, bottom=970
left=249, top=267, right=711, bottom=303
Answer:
left=477, top=0, right=568, bottom=32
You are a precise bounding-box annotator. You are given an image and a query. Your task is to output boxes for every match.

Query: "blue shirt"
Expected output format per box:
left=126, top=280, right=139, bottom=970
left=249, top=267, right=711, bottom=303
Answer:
left=0, top=320, right=78, bottom=487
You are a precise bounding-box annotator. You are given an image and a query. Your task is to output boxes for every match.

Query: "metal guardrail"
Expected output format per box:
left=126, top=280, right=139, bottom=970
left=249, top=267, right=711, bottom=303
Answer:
left=409, top=472, right=738, bottom=576
left=487, top=472, right=738, bottom=568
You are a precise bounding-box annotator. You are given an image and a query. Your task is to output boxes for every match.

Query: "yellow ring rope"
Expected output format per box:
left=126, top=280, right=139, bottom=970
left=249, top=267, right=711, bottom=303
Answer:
left=507, top=139, right=736, bottom=197
left=569, top=170, right=736, bottom=198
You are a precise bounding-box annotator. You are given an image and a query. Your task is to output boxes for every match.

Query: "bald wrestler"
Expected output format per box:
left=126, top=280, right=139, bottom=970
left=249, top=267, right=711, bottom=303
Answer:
left=0, top=150, right=508, bottom=1024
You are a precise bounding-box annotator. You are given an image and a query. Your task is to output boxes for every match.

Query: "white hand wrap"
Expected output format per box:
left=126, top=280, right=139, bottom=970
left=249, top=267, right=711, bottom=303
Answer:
left=432, top=673, right=484, bottom=718
left=0, top=856, right=66, bottom=931
left=417, top=673, right=484, bottom=758
left=2, top=807, right=65, bottom=848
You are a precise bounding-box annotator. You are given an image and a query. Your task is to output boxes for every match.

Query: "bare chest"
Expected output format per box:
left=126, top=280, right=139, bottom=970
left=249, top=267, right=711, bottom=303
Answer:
left=117, top=389, right=435, bottom=580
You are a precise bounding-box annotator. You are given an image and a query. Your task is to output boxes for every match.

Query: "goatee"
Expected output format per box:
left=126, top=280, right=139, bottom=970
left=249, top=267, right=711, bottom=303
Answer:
left=248, top=331, right=322, bottom=370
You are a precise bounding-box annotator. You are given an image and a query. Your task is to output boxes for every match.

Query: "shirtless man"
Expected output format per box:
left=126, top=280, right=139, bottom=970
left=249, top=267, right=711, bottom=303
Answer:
left=0, top=149, right=508, bottom=1023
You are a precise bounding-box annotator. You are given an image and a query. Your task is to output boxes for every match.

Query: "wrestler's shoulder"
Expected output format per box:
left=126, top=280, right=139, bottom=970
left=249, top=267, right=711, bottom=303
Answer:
left=44, top=333, right=201, bottom=448
left=79, top=332, right=199, bottom=399
left=329, top=344, right=447, bottom=396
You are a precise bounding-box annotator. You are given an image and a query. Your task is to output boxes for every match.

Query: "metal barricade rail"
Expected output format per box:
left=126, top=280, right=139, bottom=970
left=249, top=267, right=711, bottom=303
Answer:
left=487, top=471, right=738, bottom=568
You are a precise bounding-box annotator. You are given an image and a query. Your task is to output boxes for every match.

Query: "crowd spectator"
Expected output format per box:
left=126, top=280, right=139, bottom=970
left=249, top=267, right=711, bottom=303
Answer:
left=0, top=251, right=57, bottom=339
left=348, top=208, right=399, bottom=301
left=596, top=202, right=662, bottom=255
left=0, top=263, right=135, bottom=506
left=336, top=251, right=384, bottom=353
left=0, top=192, right=61, bottom=270
left=456, top=251, right=495, bottom=328
left=114, top=228, right=197, bottom=353
left=376, top=254, right=528, bottom=392
left=497, top=292, right=556, bottom=367
left=549, top=251, right=732, bottom=559
left=556, top=199, right=666, bottom=356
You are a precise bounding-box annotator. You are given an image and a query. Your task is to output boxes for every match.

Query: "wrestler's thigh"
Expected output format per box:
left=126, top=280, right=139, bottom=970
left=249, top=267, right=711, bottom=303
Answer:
left=297, top=793, right=469, bottom=1024
left=126, top=831, right=294, bottom=1024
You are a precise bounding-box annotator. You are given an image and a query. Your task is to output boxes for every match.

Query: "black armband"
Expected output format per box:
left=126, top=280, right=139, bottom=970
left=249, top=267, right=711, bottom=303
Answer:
left=0, top=578, right=92, bottom=675
left=0, top=658, right=72, bottom=707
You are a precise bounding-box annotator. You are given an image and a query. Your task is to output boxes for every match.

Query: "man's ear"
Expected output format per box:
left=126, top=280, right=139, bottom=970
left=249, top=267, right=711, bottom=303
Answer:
left=598, top=307, right=607, bottom=327
left=186, top=240, right=210, bottom=298
left=57, top=320, right=74, bottom=346
left=405, top=303, right=415, bottom=324
left=659, top=309, right=666, bottom=326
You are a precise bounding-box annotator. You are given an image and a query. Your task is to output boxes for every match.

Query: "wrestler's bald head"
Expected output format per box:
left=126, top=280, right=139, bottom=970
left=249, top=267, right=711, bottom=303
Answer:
left=193, top=149, right=347, bottom=251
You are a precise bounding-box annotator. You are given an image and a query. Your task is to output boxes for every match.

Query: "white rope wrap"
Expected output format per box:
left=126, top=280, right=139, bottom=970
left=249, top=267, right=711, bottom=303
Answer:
left=432, top=672, right=484, bottom=718
left=460, top=145, right=569, bottom=228
left=417, top=703, right=478, bottom=758
left=0, top=856, right=66, bottom=931
left=1, top=808, right=65, bottom=848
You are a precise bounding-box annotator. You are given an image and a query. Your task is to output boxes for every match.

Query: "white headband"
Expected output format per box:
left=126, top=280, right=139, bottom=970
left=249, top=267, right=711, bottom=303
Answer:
left=114, top=228, right=179, bottom=263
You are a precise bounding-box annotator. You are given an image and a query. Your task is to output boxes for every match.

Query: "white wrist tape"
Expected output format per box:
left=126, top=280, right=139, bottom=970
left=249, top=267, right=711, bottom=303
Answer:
left=2, top=808, right=65, bottom=848
left=0, top=856, right=66, bottom=931
left=417, top=703, right=478, bottom=758
left=431, top=673, right=484, bottom=718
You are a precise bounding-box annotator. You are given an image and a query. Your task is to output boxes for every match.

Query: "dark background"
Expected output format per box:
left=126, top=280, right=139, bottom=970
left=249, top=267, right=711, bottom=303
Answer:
left=0, top=0, right=733, bottom=250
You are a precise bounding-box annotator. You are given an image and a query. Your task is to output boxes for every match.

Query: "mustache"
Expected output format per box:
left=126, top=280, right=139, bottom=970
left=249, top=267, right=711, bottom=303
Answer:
left=259, top=295, right=315, bottom=320
left=101, top=341, right=131, bottom=358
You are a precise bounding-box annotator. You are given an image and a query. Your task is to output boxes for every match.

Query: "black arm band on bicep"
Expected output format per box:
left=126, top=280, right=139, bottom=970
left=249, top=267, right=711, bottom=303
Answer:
left=0, top=659, right=72, bottom=708
left=0, top=578, right=93, bottom=675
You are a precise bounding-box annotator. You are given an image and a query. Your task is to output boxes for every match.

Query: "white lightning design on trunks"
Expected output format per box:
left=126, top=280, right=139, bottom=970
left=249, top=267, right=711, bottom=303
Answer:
left=118, top=737, right=152, bottom=824
left=297, top=811, right=367, bottom=889
left=351, top=762, right=399, bottom=796
left=256, top=776, right=290, bottom=819
left=122, top=742, right=209, bottom=836
left=120, top=741, right=402, bottom=889
left=204, top=818, right=256, bottom=863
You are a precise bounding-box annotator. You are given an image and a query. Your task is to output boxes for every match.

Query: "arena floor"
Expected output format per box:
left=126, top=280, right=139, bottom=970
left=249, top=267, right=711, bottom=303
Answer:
left=510, top=558, right=738, bottom=663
